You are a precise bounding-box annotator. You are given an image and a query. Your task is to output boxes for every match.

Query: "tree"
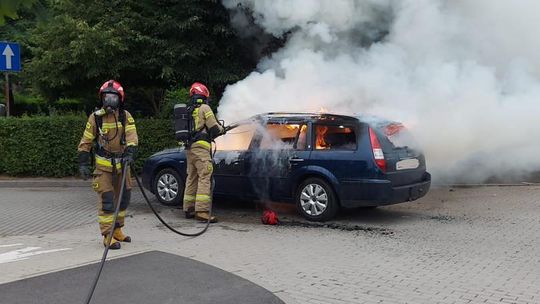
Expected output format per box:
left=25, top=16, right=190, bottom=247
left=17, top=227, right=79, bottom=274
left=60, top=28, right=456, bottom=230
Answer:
left=0, top=0, right=37, bottom=24
left=25, top=0, right=253, bottom=115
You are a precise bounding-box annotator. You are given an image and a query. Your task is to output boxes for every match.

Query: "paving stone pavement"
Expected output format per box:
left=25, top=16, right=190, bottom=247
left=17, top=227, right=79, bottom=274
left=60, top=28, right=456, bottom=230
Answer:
left=0, top=185, right=539, bottom=304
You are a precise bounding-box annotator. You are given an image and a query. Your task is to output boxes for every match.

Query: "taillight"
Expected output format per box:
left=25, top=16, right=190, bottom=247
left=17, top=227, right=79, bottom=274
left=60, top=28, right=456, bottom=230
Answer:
left=369, top=127, right=386, bottom=172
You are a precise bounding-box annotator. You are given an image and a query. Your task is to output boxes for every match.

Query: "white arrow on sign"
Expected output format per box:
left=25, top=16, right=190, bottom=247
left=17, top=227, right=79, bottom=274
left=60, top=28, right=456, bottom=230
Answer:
left=2, top=44, right=14, bottom=69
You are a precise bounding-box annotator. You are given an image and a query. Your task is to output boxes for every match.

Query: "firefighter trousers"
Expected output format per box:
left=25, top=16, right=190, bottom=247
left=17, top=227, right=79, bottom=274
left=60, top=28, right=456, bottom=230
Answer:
left=92, top=167, right=132, bottom=235
left=183, top=146, right=213, bottom=212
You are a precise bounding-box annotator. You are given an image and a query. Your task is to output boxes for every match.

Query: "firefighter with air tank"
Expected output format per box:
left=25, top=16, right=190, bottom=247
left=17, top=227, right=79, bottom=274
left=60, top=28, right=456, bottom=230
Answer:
left=78, top=80, right=138, bottom=250
left=182, top=82, right=225, bottom=223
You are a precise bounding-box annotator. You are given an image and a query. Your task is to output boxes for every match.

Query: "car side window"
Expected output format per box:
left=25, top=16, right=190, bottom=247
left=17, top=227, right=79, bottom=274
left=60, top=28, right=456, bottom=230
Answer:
left=314, top=125, right=357, bottom=150
left=259, top=123, right=307, bottom=150
left=214, top=123, right=255, bottom=151
left=295, top=125, right=308, bottom=150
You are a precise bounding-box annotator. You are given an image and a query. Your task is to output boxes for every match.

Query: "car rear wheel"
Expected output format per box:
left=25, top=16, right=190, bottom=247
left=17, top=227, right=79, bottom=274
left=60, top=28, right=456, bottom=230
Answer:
left=153, top=168, right=183, bottom=206
left=296, top=178, right=339, bottom=222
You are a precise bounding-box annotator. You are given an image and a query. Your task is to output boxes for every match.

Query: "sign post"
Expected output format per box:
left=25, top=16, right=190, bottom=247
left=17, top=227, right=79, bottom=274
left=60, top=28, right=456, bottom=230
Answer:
left=1, top=42, right=22, bottom=117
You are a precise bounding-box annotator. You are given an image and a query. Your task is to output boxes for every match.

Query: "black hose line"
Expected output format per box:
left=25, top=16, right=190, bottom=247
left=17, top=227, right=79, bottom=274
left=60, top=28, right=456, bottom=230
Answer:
left=84, top=161, right=129, bottom=304
left=84, top=162, right=213, bottom=304
left=131, top=163, right=212, bottom=237
left=84, top=137, right=220, bottom=303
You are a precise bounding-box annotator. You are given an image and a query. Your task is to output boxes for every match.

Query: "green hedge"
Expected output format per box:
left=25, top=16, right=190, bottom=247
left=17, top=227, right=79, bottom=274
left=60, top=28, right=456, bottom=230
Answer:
left=0, top=115, right=177, bottom=177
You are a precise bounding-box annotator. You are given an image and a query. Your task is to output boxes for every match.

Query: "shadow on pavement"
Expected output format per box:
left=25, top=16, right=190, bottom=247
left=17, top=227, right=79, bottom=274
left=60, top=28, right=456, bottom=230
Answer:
left=0, top=251, right=285, bottom=304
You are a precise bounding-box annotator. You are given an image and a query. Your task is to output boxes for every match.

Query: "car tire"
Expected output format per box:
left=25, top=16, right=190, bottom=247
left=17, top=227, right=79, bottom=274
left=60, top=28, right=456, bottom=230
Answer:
left=153, top=168, right=184, bottom=206
left=296, top=177, right=339, bottom=222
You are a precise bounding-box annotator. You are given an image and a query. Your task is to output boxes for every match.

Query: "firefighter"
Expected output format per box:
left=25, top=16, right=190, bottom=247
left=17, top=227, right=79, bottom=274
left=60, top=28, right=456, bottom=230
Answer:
left=183, top=82, right=224, bottom=223
left=78, top=80, right=138, bottom=250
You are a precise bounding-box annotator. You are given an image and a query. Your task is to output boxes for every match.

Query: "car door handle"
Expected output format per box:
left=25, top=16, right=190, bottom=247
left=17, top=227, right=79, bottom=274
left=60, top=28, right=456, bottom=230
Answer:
left=288, top=157, right=304, bottom=163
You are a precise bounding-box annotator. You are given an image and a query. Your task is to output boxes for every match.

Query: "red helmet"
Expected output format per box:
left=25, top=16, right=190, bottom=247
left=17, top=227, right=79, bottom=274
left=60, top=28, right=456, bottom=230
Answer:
left=99, top=80, right=125, bottom=102
left=189, top=82, right=210, bottom=98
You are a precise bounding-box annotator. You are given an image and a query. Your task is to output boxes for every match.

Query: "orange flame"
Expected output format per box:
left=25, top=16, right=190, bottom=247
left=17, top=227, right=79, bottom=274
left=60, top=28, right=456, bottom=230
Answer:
left=316, top=125, right=329, bottom=149
left=286, top=124, right=300, bottom=130
left=317, top=107, right=329, bottom=114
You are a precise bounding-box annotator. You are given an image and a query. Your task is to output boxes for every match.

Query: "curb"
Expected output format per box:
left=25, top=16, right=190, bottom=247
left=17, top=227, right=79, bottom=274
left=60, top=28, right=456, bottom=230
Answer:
left=432, top=183, right=540, bottom=188
left=0, top=179, right=90, bottom=188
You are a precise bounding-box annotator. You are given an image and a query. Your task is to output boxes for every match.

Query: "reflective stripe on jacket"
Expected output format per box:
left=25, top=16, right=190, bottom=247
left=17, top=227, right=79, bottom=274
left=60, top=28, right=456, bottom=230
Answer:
left=190, top=104, right=222, bottom=150
left=78, top=109, right=138, bottom=172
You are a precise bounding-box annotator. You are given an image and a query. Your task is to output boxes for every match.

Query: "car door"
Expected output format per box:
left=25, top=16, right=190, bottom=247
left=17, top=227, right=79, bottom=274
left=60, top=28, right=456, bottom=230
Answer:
left=308, top=122, right=367, bottom=181
left=243, top=120, right=311, bottom=201
left=212, top=123, right=256, bottom=197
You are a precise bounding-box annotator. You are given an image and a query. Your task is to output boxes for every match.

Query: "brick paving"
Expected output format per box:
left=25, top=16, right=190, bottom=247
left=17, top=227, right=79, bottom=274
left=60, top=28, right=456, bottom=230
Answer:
left=0, top=185, right=539, bottom=303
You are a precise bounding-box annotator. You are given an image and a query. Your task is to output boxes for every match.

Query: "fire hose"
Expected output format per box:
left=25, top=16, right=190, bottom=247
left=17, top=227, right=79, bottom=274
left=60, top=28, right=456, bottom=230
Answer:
left=82, top=124, right=238, bottom=304
left=84, top=160, right=216, bottom=303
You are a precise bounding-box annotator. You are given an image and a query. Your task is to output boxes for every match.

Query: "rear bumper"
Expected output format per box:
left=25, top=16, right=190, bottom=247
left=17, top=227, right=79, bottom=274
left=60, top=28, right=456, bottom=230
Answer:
left=339, top=172, right=431, bottom=208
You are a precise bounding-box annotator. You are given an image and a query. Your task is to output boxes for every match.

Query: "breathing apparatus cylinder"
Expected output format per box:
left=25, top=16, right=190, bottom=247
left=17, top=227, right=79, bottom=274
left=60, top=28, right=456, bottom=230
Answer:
left=174, top=103, right=191, bottom=142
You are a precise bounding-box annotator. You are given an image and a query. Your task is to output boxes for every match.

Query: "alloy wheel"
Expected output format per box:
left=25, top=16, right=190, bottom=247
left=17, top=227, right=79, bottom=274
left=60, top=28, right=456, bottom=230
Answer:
left=300, top=183, right=328, bottom=216
left=157, top=173, right=179, bottom=202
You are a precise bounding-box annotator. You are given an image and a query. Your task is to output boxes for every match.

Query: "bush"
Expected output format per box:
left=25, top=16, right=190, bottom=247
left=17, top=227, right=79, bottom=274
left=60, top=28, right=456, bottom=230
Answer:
left=0, top=115, right=176, bottom=177
left=158, top=87, right=190, bottom=119
left=53, top=97, right=86, bottom=113
left=13, top=93, right=48, bottom=115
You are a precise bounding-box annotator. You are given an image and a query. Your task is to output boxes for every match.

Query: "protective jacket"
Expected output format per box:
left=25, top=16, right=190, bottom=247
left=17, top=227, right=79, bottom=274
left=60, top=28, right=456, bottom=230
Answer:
left=189, top=104, right=224, bottom=150
left=183, top=104, right=223, bottom=215
left=78, top=110, right=138, bottom=172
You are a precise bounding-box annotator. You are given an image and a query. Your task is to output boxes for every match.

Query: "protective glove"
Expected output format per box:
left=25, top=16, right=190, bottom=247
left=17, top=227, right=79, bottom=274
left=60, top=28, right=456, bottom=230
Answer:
left=123, top=146, right=137, bottom=165
left=78, top=151, right=92, bottom=180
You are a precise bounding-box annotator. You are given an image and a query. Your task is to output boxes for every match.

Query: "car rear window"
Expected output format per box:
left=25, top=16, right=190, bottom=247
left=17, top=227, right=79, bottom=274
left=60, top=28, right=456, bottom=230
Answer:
left=259, top=123, right=307, bottom=150
left=379, top=123, right=418, bottom=149
left=214, top=123, right=256, bottom=151
left=315, top=125, right=357, bottom=150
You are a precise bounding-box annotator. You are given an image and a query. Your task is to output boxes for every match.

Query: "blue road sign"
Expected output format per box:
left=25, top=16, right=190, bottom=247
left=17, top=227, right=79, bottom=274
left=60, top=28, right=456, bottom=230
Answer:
left=0, top=42, right=21, bottom=72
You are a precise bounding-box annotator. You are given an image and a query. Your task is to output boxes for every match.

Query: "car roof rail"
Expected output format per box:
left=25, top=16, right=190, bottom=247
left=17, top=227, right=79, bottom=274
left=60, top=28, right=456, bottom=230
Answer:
left=263, top=112, right=359, bottom=121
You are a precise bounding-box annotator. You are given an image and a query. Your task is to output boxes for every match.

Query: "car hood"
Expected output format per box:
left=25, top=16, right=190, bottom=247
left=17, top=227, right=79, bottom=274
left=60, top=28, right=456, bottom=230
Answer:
left=150, top=147, right=184, bottom=158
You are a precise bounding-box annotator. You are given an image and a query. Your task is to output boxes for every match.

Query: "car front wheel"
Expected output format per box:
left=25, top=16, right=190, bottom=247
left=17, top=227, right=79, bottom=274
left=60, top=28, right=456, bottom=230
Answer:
left=296, top=177, right=339, bottom=221
left=153, top=168, right=183, bottom=206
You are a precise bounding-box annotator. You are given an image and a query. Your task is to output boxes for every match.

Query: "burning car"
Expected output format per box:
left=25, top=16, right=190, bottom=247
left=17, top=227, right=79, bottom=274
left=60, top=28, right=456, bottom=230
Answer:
left=141, top=113, right=431, bottom=221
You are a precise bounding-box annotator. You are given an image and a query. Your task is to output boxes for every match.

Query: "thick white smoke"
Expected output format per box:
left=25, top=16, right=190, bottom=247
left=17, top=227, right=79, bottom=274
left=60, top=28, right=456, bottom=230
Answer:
left=219, top=0, right=540, bottom=183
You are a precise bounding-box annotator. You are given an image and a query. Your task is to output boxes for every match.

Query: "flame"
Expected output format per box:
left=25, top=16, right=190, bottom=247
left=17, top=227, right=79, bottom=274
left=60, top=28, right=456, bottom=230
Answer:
left=317, top=107, right=329, bottom=114
left=316, top=125, right=329, bottom=149
left=384, top=123, right=405, bottom=136
left=286, top=124, right=300, bottom=130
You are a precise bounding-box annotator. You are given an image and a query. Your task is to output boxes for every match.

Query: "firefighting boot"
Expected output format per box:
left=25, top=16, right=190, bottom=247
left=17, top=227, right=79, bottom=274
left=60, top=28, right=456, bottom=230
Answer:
left=185, top=206, right=195, bottom=219
left=103, top=235, right=121, bottom=250
left=195, top=211, right=218, bottom=223
left=113, top=227, right=131, bottom=242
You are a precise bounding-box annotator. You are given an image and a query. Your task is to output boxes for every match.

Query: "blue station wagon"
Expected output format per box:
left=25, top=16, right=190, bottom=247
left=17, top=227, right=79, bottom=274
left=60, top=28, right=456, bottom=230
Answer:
left=142, top=113, right=431, bottom=221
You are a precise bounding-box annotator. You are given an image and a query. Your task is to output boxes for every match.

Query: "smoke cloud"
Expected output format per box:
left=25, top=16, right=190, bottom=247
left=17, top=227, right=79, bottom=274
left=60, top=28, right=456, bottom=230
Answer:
left=219, top=0, right=540, bottom=183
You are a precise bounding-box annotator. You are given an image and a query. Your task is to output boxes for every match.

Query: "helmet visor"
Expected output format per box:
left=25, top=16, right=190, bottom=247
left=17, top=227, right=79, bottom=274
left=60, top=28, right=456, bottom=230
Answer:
left=102, top=93, right=120, bottom=109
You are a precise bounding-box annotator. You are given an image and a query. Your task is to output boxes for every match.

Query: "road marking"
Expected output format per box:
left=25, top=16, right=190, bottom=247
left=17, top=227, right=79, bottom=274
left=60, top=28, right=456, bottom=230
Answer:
left=0, top=246, right=71, bottom=264
left=0, top=243, right=23, bottom=248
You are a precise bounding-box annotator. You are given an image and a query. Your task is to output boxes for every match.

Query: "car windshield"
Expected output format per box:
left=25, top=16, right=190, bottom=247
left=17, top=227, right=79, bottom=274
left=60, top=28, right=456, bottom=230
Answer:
left=214, top=123, right=256, bottom=151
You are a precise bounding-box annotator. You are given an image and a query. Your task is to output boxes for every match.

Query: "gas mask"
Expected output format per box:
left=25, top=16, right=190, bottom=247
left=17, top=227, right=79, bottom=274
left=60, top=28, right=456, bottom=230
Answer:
left=102, top=93, right=120, bottom=113
left=190, top=94, right=208, bottom=106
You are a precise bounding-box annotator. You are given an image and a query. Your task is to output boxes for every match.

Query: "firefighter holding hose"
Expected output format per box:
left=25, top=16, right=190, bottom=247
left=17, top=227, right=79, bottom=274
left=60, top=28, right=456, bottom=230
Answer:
left=183, top=82, right=225, bottom=223
left=78, top=80, right=138, bottom=250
